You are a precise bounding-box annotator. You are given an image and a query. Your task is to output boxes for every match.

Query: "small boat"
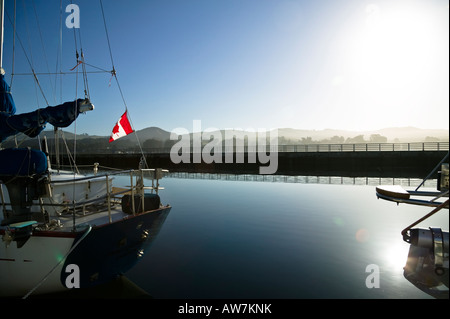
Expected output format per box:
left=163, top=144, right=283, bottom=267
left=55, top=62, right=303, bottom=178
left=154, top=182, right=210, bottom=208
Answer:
left=0, top=157, right=171, bottom=298
left=376, top=152, right=449, bottom=298
left=0, top=0, right=171, bottom=298
left=0, top=115, right=172, bottom=298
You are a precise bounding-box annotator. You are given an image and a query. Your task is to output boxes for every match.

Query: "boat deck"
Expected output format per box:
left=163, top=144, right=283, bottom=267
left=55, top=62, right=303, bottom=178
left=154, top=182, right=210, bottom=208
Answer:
left=57, top=206, right=129, bottom=231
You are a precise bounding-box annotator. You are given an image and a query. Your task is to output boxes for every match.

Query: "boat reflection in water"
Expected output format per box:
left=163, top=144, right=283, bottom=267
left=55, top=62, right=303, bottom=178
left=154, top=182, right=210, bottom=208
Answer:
left=403, top=236, right=449, bottom=299
left=376, top=153, right=449, bottom=299
left=29, top=275, right=152, bottom=299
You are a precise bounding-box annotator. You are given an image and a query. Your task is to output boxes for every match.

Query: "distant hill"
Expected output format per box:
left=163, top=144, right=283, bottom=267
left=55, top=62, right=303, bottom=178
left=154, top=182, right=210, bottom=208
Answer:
left=120, top=127, right=172, bottom=142
left=370, top=127, right=449, bottom=142
left=34, top=126, right=448, bottom=143
left=2, top=126, right=447, bottom=153
left=277, top=127, right=449, bottom=143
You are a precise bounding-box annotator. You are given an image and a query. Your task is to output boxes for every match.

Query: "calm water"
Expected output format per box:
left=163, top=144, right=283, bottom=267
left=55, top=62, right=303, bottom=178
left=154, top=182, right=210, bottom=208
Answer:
left=119, top=175, right=448, bottom=299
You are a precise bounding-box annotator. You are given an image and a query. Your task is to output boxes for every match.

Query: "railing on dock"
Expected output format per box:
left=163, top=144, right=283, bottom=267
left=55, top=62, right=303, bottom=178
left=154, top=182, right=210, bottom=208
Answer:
left=142, top=141, right=449, bottom=154
left=276, top=141, right=449, bottom=152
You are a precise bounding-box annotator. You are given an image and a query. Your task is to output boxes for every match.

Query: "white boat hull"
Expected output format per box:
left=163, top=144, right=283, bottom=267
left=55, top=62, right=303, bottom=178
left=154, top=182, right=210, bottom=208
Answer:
left=1, top=205, right=171, bottom=298
left=1, top=166, right=171, bottom=298
left=0, top=234, right=75, bottom=297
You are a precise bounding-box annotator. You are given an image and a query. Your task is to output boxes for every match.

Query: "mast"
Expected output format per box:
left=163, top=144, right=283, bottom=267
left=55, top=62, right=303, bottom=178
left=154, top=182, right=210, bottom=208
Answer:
left=0, top=0, right=4, bottom=70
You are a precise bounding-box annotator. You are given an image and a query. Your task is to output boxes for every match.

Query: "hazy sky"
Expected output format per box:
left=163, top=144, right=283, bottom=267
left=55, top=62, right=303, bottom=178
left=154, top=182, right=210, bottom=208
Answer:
left=3, top=0, right=449, bottom=136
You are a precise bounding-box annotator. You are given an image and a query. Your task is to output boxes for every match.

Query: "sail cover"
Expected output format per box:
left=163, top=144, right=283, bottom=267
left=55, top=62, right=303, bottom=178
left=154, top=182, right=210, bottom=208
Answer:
left=0, top=73, right=16, bottom=116
left=0, top=148, right=47, bottom=176
left=0, top=74, right=86, bottom=142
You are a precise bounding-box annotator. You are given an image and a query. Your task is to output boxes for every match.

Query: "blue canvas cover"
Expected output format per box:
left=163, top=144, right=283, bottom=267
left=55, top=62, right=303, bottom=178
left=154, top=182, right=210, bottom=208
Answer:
left=0, top=74, right=84, bottom=142
left=0, top=74, right=16, bottom=116
left=0, top=148, right=47, bottom=176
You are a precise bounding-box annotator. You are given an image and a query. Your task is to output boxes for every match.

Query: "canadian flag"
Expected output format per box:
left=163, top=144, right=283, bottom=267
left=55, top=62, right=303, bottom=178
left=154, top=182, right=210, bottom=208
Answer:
left=109, top=111, right=134, bottom=142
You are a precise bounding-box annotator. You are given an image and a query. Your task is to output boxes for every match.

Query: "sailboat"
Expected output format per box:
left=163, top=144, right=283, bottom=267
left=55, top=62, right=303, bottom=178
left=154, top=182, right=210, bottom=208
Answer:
left=0, top=1, right=171, bottom=297
left=376, top=152, right=449, bottom=298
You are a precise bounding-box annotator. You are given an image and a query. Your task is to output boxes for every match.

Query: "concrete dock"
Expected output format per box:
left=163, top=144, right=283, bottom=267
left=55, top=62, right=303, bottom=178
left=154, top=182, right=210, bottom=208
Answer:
left=54, top=149, right=448, bottom=178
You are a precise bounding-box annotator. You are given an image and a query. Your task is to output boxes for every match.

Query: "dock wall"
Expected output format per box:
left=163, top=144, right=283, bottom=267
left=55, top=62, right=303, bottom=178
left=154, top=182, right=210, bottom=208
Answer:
left=53, top=151, right=448, bottom=178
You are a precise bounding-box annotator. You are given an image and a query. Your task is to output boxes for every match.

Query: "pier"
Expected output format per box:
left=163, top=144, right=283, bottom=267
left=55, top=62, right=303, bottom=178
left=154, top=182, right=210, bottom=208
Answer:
left=53, top=142, right=449, bottom=178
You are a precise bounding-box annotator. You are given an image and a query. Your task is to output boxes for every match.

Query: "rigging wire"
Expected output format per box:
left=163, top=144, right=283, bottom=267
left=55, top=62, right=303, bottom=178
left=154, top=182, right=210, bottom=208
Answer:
left=20, top=0, right=49, bottom=107
left=99, top=0, right=149, bottom=168
left=31, top=0, right=56, bottom=104
left=5, top=1, right=84, bottom=172
left=5, top=0, right=148, bottom=170
left=99, top=0, right=115, bottom=76
left=71, top=11, right=80, bottom=227
left=5, top=8, right=49, bottom=105
left=12, top=70, right=111, bottom=76
left=72, top=2, right=90, bottom=100
left=57, top=0, right=63, bottom=104
left=9, top=0, right=16, bottom=89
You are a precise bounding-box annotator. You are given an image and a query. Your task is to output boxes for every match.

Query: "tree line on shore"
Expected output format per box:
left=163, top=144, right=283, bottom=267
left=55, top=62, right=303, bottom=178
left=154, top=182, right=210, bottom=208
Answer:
left=1, top=131, right=446, bottom=155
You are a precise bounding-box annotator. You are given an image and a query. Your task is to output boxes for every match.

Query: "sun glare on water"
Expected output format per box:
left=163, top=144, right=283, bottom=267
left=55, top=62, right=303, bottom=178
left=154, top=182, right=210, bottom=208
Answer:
left=383, top=242, right=410, bottom=271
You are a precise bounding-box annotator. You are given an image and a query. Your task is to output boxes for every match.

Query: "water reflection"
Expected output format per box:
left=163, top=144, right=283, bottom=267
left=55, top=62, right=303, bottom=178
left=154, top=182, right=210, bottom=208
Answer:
left=166, top=172, right=438, bottom=188
left=403, top=245, right=449, bottom=299
left=36, top=172, right=445, bottom=299
left=29, top=276, right=152, bottom=299
left=122, top=176, right=448, bottom=299
left=384, top=242, right=410, bottom=271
